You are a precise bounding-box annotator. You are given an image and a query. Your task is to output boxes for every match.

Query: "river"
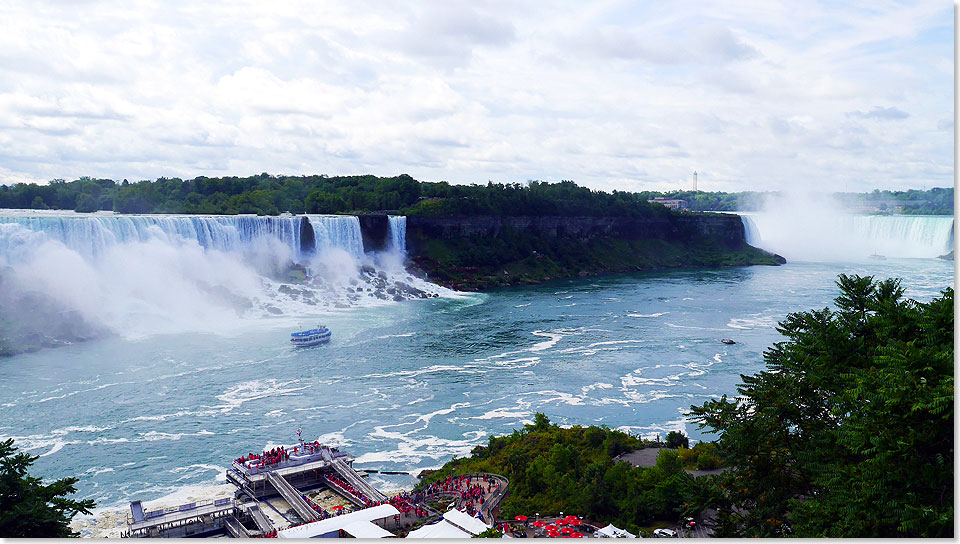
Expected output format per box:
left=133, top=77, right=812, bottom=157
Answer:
left=0, top=210, right=952, bottom=535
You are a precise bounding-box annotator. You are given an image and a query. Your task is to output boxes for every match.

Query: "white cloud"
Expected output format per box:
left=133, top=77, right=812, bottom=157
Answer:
left=0, top=0, right=951, bottom=192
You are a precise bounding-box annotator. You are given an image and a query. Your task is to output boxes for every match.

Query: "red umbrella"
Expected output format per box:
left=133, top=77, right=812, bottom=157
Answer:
left=532, top=521, right=546, bottom=528
left=555, top=518, right=569, bottom=526
left=561, top=527, right=574, bottom=534
left=546, top=530, right=560, bottom=538
left=331, top=505, right=344, bottom=510
left=515, top=515, right=528, bottom=522
left=545, top=525, right=558, bottom=531
left=571, top=533, right=584, bottom=538
left=565, top=515, right=580, bottom=524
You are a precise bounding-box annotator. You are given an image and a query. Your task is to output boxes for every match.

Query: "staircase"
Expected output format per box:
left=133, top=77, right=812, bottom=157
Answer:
left=331, top=458, right=387, bottom=502
left=264, top=471, right=321, bottom=523
left=223, top=515, right=252, bottom=538
left=247, top=504, right=274, bottom=534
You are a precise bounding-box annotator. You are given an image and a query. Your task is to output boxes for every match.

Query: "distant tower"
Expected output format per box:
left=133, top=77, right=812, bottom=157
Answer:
left=693, top=171, right=698, bottom=192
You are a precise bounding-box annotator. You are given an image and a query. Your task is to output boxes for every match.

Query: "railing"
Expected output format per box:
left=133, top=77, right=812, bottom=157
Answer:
left=223, top=515, right=251, bottom=538
left=125, top=497, right=234, bottom=526
left=264, top=471, right=321, bottom=522
left=420, top=472, right=509, bottom=525
left=332, top=458, right=387, bottom=502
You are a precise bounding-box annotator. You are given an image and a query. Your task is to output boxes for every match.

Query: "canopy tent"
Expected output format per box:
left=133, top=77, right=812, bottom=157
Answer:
left=406, top=521, right=471, bottom=539
left=596, top=524, right=637, bottom=538
left=341, top=521, right=394, bottom=539
left=406, top=509, right=491, bottom=539
left=276, top=504, right=399, bottom=539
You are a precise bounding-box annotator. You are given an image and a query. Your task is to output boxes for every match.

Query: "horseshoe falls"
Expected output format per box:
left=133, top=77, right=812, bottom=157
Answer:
left=740, top=213, right=954, bottom=261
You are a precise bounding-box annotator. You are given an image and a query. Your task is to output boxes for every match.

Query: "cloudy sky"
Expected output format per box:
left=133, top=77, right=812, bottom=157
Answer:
left=0, top=1, right=952, bottom=192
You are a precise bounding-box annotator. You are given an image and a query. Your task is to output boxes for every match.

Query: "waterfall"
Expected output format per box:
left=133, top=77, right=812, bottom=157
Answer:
left=0, top=209, right=447, bottom=346
left=305, top=215, right=364, bottom=258
left=0, top=211, right=306, bottom=261
left=387, top=216, right=406, bottom=253
left=740, top=212, right=954, bottom=260
left=740, top=215, right=761, bottom=247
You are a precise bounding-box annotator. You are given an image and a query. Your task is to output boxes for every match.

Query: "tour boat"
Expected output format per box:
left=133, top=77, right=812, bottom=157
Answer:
left=291, top=325, right=331, bottom=347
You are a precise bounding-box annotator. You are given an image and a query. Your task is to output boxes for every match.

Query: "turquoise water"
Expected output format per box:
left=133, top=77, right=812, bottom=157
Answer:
left=0, top=257, right=952, bottom=516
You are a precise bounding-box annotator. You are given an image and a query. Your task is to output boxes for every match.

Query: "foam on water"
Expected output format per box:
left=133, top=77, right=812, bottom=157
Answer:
left=0, top=210, right=448, bottom=344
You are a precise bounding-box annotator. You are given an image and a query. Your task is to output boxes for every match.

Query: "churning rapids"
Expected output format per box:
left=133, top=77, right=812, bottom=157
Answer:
left=0, top=209, right=953, bottom=537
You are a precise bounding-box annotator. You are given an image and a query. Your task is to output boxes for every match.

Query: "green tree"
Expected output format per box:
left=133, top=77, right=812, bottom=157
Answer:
left=689, top=275, right=953, bottom=537
left=0, top=439, right=94, bottom=537
left=73, top=193, right=98, bottom=213
left=664, top=431, right=689, bottom=449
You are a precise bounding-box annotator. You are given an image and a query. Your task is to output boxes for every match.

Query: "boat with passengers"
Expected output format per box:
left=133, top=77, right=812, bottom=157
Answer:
left=291, top=325, right=331, bottom=347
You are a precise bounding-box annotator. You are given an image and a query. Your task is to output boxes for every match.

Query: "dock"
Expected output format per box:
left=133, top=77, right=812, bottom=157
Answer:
left=124, top=442, right=366, bottom=538
left=123, top=441, right=511, bottom=539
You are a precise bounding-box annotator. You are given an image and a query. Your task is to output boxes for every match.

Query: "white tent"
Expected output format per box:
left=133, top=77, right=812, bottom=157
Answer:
left=406, top=520, right=472, bottom=539
left=406, top=509, right=491, bottom=539
left=277, top=504, right=399, bottom=539
left=341, top=521, right=395, bottom=539
left=596, top=523, right=637, bottom=538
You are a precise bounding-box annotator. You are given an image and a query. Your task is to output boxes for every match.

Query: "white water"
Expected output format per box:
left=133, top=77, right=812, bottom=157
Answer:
left=388, top=215, right=406, bottom=253
left=0, top=210, right=444, bottom=344
left=0, top=211, right=307, bottom=260
left=740, top=205, right=953, bottom=261
left=306, top=214, right=365, bottom=259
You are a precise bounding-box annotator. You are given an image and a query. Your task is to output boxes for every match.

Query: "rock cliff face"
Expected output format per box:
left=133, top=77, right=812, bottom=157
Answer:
left=357, top=214, right=389, bottom=252
left=405, top=213, right=748, bottom=250
left=357, top=212, right=781, bottom=290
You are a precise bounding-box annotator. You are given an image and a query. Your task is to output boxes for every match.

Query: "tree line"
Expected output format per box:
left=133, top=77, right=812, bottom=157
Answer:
left=0, top=175, right=669, bottom=218
left=1, top=173, right=949, bottom=216
left=640, top=187, right=953, bottom=215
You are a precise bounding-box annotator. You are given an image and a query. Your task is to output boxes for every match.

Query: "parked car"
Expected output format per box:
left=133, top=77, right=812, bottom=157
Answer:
left=653, top=528, right=677, bottom=538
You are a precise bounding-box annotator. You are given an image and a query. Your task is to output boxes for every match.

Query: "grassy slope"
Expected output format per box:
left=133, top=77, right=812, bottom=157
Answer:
left=416, top=417, right=723, bottom=535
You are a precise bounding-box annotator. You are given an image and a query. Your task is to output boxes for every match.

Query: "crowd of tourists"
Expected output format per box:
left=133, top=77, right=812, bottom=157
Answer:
left=235, top=442, right=344, bottom=471
left=324, top=474, right=376, bottom=506
left=235, top=446, right=290, bottom=469
left=303, top=494, right=332, bottom=520
left=323, top=474, right=426, bottom=519
left=422, top=474, right=498, bottom=514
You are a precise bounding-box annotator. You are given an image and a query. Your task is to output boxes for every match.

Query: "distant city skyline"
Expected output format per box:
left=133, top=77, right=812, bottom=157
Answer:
left=0, top=1, right=952, bottom=193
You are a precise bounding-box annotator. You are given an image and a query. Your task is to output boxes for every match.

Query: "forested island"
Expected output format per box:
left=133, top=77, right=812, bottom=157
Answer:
left=419, top=275, right=954, bottom=538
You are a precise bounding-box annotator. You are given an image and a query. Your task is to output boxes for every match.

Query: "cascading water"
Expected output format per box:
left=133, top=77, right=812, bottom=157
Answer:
left=0, top=210, right=445, bottom=354
left=305, top=215, right=364, bottom=259
left=0, top=211, right=307, bottom=261
left=387, top=216, right=406, bottom=253
left=740, top=212, right=954, bottom=261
